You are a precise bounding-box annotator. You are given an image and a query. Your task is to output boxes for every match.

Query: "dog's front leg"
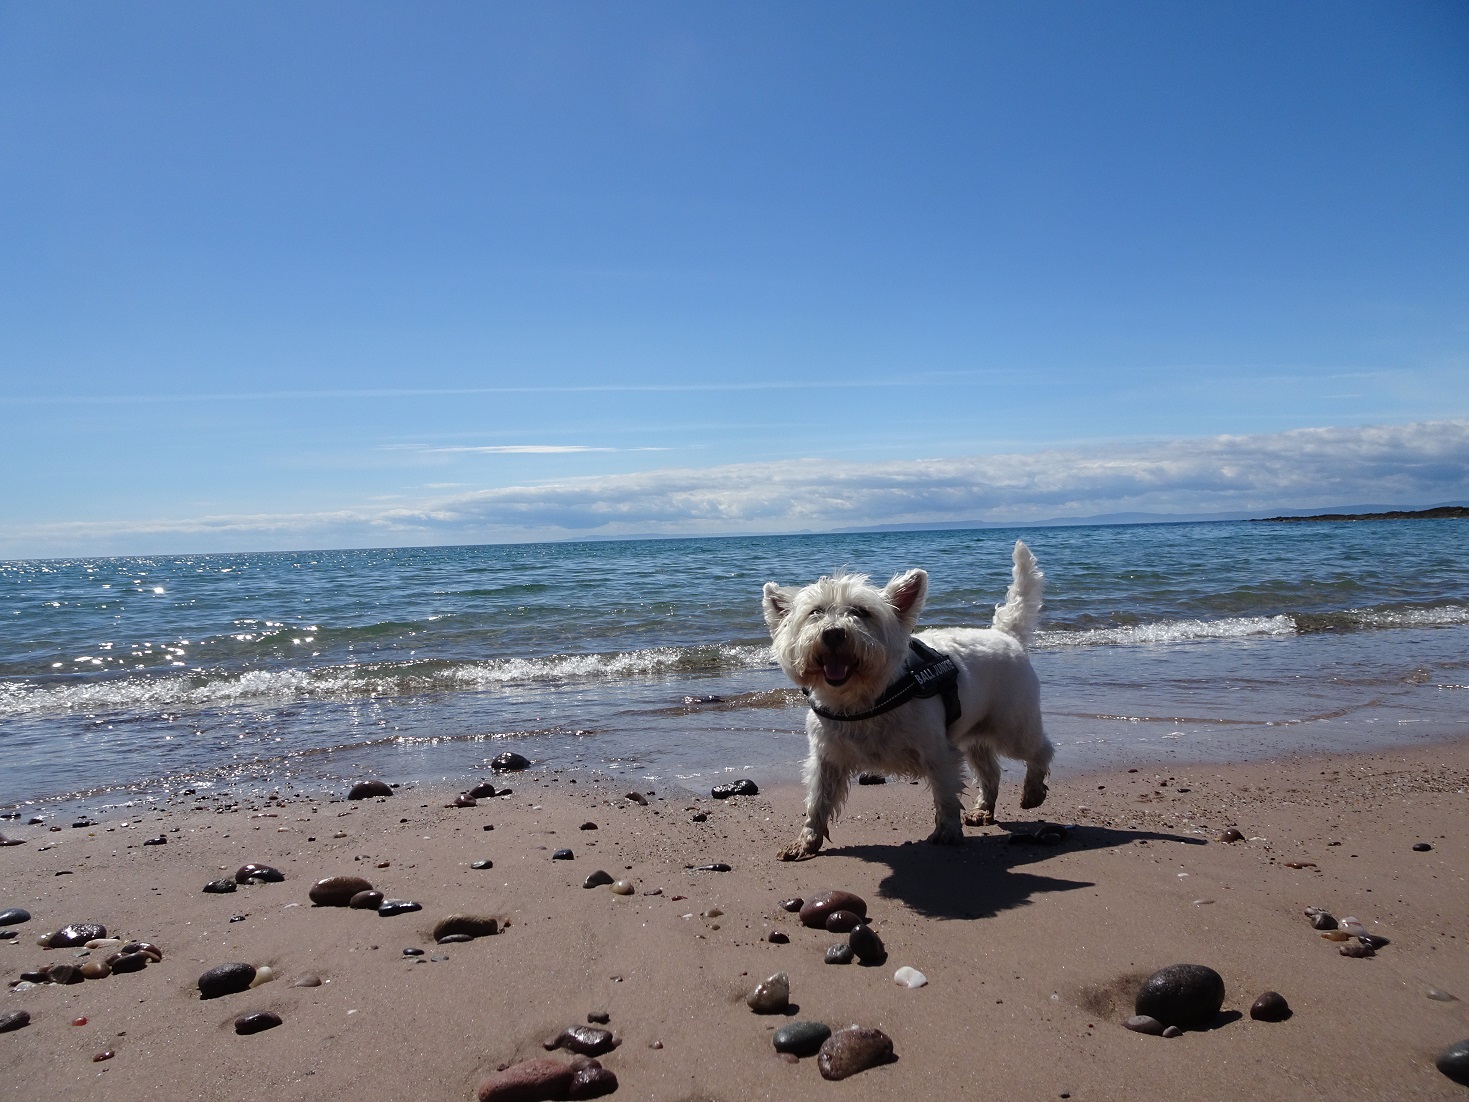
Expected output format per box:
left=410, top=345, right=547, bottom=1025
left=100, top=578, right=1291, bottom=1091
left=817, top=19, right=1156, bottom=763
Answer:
left=924, top=743, right=967, bottom=845
left=780, top=753, right=848, bottom=861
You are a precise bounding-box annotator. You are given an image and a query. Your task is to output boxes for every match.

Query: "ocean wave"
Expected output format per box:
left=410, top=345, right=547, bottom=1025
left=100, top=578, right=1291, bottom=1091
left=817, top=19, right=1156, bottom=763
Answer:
left=1037, top=604, right=1469, bottom=648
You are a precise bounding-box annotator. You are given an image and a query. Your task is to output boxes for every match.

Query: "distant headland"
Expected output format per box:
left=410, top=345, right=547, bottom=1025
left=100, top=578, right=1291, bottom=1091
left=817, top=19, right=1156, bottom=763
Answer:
left=1255, top=505, right=1469, bottom=523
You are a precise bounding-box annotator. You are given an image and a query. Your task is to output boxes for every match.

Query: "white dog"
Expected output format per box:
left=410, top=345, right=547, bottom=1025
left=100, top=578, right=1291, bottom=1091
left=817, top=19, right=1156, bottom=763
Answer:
left=763, top=540, right=1054, bottom=860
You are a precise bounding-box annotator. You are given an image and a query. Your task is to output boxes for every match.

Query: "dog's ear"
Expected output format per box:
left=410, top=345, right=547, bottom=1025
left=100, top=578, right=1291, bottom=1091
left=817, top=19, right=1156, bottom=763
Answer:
left=883, top=569, right=927, bottom=630
left=762, top=582, right=796, bottom=635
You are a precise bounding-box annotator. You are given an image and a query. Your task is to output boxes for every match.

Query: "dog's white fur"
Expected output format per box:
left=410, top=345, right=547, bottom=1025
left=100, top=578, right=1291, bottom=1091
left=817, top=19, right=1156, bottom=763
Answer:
left=763, top=540, right=1054, bottom=860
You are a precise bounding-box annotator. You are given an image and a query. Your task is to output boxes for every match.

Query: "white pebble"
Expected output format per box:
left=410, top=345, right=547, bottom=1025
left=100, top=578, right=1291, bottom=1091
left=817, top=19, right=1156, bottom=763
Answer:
left=893, top=966, right=928, bottom=988
left=249, top=966, right=276, bottom=987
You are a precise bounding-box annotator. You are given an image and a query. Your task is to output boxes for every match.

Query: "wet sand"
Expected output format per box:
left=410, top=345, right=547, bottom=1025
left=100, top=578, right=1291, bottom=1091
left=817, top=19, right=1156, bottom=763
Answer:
left=3, top=738, right=1468, bottom=1100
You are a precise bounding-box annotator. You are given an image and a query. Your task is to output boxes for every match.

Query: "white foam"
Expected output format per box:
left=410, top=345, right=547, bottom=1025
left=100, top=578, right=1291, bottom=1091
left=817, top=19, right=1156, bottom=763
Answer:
left=1038, top=615, right=1298, bottom=648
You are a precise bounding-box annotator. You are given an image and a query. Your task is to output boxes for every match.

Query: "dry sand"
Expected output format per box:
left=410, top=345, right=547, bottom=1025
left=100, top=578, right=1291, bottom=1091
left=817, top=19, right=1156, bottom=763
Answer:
left=3, top=738, right=1469, bottom=1100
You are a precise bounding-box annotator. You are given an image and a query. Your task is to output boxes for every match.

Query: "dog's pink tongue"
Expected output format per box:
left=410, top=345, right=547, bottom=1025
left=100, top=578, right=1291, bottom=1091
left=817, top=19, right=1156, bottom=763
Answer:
left=822, top=658, right=851, bottom=684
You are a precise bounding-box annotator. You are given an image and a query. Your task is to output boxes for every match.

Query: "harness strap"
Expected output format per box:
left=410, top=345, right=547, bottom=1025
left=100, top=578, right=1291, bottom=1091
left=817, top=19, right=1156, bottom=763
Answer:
left=804, top=638, right=962, bottom=727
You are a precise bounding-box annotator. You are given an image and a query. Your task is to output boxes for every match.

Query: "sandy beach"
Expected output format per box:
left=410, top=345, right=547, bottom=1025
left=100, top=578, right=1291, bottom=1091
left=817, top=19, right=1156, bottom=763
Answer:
left=3, top=739, right=1468, bottom=1100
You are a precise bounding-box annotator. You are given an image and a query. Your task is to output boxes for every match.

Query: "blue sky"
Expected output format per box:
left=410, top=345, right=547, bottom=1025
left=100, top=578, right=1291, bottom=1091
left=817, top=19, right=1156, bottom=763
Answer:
left=2, top=1, right=1466, bottom=556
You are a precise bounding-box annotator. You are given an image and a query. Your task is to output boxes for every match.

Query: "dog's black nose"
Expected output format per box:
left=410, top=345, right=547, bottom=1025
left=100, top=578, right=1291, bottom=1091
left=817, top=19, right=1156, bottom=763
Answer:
left=820, top=626, right=847, bottom=649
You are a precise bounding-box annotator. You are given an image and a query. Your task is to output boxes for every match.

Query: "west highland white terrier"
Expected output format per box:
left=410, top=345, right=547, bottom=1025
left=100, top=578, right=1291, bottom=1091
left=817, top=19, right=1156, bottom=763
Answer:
left=763, top=540, right=1055, bottom=860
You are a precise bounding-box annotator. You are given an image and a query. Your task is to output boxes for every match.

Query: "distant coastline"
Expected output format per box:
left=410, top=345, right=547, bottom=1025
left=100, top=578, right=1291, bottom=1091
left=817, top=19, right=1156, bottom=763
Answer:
left=1255, top=505, right=1469, bottom=523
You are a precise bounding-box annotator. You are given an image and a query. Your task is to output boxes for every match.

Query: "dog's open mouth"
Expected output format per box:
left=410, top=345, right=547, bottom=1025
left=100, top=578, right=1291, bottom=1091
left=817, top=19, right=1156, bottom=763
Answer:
left=821, top=657, right=853, bottom=686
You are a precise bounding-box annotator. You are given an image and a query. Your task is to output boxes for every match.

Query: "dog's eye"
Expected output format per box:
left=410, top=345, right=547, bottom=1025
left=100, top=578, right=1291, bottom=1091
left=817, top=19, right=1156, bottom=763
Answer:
left=850, top=607, right=871, bottom=620
left=807, top=607, right=824, bottom=619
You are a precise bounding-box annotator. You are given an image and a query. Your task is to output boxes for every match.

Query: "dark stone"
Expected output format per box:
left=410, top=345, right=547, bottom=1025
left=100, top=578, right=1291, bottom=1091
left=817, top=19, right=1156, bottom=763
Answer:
left=1124, top=1014, right=1165, bottom=1035
left=779, top=898, right=804, bottom=913
left=690, top=812, right=707, bottom=822
left=1339, top=942, right=1375, bottom=958
left=817, top=1026, right=894, bottom=1080
left=825, top=943, right=854, bottom=965
left=122, top=941, right=162, bottom=960
left=203, top=879, right=238, bottom=894
left=0, top=908, right=32, bottom=925
left=799, top=891, right=867, bottom=928
left=348, top=780, right=393, bottom=800
left=774, top=1020, right=831, bottom=1056
left=471, top=859, right=494, bottom=870
left=234, top=1011, right=283, bottom=1035
left=1437, top=1039, right=1469, bottom=1086
left=543, top=1024, right=620, bottom=1056
left=857, top=773, right=886, bottom=785
left=349, top=890, right=385, bottom=910
left=377, top=899, right=422, bottom=917
left=767, top=930, right=789, bottom=944
left=235, top=863, right=284, bottom=884
left=143, top=835, right=167, bottom=845
left=46, top=963, right=84, bottom=984
left=625, top=792, right=647, bottom=805
left=568, top=1062, right=618, bottom=1098
left=587, top=1011, right=611, bottom=1024
left=476, top=1058, right=578, bottom=1102
left=1310, top=912, right=1338, bottom=930
left=108, top=952, right=149, bottom=974
left=229, top=914, right=247, bottom=923
left=403, top=947, right=424, bottom=956
left=552, top=848, right=574, bottom=861
left=579, top=822, right=598, bottom=830
left=711, top=779, right=758, bottom=799
left=0, top=1010, right=30, bottom=1033
left=0, top=930, right=15, bottom=940
left=1217, top=828, right=1245, bottom=843
left=1036, top=825, right=1067, bottom=845
left=198, top=961, right=256, bottom=999
left=583, top=870, right=615, bottom=889
left=848, top=924, right=886, bottom=965
left=689, top=863, right=731, bottom=872
left=45, top=923, right=106, bottom=948
left=824, top=909, right=862, bottom=933
left=437, top=933, right=473, bottom=943
left=1413, top=842, right=1433, bottom=852
left=432, top=914, right=499, bottom=941
left=452, top=795, right=478, bottom=807
left=1134, top=964, right=1226, bottom=1029
left=1249, top=991, right=1291, bottom=1021
left=1161, top=1025, right=1183, bottom=1038
left=469, top=782, right=499, bottom=799
left=491, top=752, right=531, bottom=772
left=309, top=875, right=374, bottom=906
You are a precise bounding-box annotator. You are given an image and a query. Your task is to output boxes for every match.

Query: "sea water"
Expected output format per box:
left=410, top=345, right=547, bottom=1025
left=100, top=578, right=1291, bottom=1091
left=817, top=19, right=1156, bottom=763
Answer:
left=1, top=520, right=1465, bottom=814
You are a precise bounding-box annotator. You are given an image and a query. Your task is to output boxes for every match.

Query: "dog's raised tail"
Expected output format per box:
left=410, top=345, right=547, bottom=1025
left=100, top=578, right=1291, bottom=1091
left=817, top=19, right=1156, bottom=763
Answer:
left=991, top=540, right=1044, bottom=647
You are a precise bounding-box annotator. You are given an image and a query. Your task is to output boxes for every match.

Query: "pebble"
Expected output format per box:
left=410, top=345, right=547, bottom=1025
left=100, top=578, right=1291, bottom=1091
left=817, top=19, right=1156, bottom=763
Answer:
left=1123, top=1015, right=1165, bottom=1035
left=767, top=931, right=789, bottom=944
left=799, top=891, right=867, bottom=928
left=702, top=907, right=723, bottom=918
left=309, top=876, right=374, bottom=906
left=292, top=974, right=322, bottom=987
left=475, top=1057, right=605, bottom=1102
left=779, top=898, right=804, bottom=913
left=46, top=963, right=84, bottom=985
left=490, top=752, right=531, bottom=772
left=347, top=780, right=393, bottom=800
left=203, top=879, right=238, bottom=894
left=1427, top=988, right=1458, bottom=1002
left=551, top=848, right=574, bottom=861
left=198, top=962, right=257, bottom=999
left=543, top=1025, right=620, bottom=1056
left=747, top=971, right=790, bottom=1013
left=470, top=859, right=494, bottom=870
left=404, top=947, right=424, bottom=956
left=80, top=960, right=111, bottom=979
left=711, top=780, right=759, bottom=799
left=235, top=863, right=285, bottom=884
left=92, top=1051, right=114, bottom=1062
left=893, top=966, right=928, bottom=988
left=432, top=914, right=499, bottom=941
left=452, top=795, right=478, bottom=808
left=1320, top=930, right=1350, bottom=941
left=1437, top=1039, right=1469, bottom=1086
left=0, top=908, right=31, bottom=926
left=689, top=862, right=731, bottom=873
left=0, top=930, right=15, bottom=940
left=824, top=909, right=863, bottom=933
left=584, top=870, right=615, bottom=889
left=1339, top=942, right=1375, bottom=958
left=610, top=880, right=635, bottom=896
left=1250, top=991, right=1291, bottom=1021
left=0, top=1011, right=30, bottom=1033
left=1134, top=964, right=1225, bottom=1029
left=1338, top=916, right=1369, bottom=937
left=1310, top=912, right=1338, bottom=930
left=1161, top=1026, right=1183, bottom=1039
left=108, top=952, right=149, bottom=974
left=348, top=890, right=385, bottom=910
left=848, top=924, right=886, bottom=965
left=1413, top=842, right=1433, bottom=852
left=1217, top=828, right=1244, bottom=843
left=690, top=812, right=707, bottom=822
left=774, top=1020, right=832, bottom=1056
left=250, top=966, right=276, bottom=987
left=234, top=1011, right=283, bottom=1035
left=45, top=924, right=107, bottom=948
left=230, top=914, right=247, bottom=923
left=122, top=940, right=163, bottom=961
left=377, top=899, right=422, bottom=917
left=625, top=791, right=648, bottom=805
left=469, top=782, right=499, bottom=799
left=580, top=822, right=598, bottom=830
left=587, top=1011, right=611, bottom=1024
left=437, top=933, right=473, bottom=944
left=817, top=1026, right=894, bottom=1081
left=825, top=944, right=854, bottom=965
left=143, top=834, right=167, bottom=845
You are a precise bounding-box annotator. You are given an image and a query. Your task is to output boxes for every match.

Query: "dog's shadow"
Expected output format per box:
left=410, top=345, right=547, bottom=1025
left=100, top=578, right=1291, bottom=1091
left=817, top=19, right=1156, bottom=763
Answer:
left=831, top=823, right=1205, bottom=921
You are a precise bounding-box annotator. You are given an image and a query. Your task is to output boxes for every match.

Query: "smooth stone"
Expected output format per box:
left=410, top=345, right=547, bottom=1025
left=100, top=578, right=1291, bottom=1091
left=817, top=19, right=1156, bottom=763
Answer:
left=475, top=1057, right=577, bottom=1102
left=543, top=1024, right=620, bottom=1056
left=1359, top=933, right=1390, bottom=949
left=747, top=971, right=790, bottom=1013
left=1339, top=942, right=1375, bottom=958
left=551, top=848, right=574, bottom=861
left=825, top=944, right=854, bottom=965
left=292, top=974, right=322, bottom=987
left=432, top=914, right=499, bottom=941
left=250, top=965, right=276, bottom=987
left=490, top=752, right=531, bottom=772
left=122, top=940, right=163, bottom=960
left=824, top=909, right=863, bottom=933
left=1338, top=916, right=1369, bottom=937
left=0, top=1010, right=30, bottom=1033
left=579, top=822, right=598, bottom=830
left=234, top=1010, right=283, bottom=1035
left=349, top=890, right=385, bottom=910
left=1217, top=828, right=1245, bottom=843
left=1437, top=1039, right=1469, bottom=1086
left=0, top=930, right=15, bottom=940
left=625, top=791, right=647, bottom=805
left=893, top=966, right=928, bottom=988
left=689, top=862, right=731, bottom=872
left=198, top=962, right=256, bottom=999
left=108, top=952, right=149, bottom=974
left=471, top=860, right=494, bottom=870
left=1413, top=842, right=1433, bottom=852
left=774, top=1020, right=832, bottom=1056
left=80, top=960, right=111, bottom=979
left=1310, top=912, right=1338, bottom=930
left=1320, top=930, right=1351, bottom=941
left=1161, top=1026, right=1183, bottom=1038
left=437, top=933, right=473, bottom=944
left=1134, top=964, right=1225, bottom=1029
left=309, top=875, right=374, bottom=906
left=587, top=1011, right=611, bottom=1024
left=203, top=879, right=238, bottom=894
left=583, top=870, right=615, bottom=889
left=767, top=930, right=789, bottom=944
left=143, top=835, right=167, bottom=845
left=45, top=923, right=106, bottom=948
left=1124, top=1015, right=1165, bottom=1035
left=848, top=924, right=886, bottom=965
left=0, top=908, right=30, bottom=926
left=569, top=1062, right=618, bottom=1098
left=1427, top=988, right=1459, bottom=1002
left=452, top=795, right=478, bottom=807
left=1249, top=991, right=1291, bottom=1021
left=817, top=1026, right=894, bottom=1081
left=779, top=898, right=804, bottom=913
left=468, top=782, right=498, bottom=798
left=347, top=780, right=393, bottom=799
left=610, top=880, right=635, bottom=896
left=690, top=812, right=707, bottom=822
left=47, top=963, right=84, bottom=985
left=799, top=891, right=868, bottom=928
left=711, top=779, right=758, bottom=799
left=377, top=899, right=422, bottom=917
left=235, top=863, right=284, bottom=884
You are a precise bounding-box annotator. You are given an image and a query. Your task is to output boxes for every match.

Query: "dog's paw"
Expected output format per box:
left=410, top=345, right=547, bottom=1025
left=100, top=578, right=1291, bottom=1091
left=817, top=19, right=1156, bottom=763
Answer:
left=778, top=830, right=823, bottom=861
left=962, top=808, right=996, bottom=827
left=1019, top=782, right=1049, bottom=810
left=927, top=824, right=965, bottom=846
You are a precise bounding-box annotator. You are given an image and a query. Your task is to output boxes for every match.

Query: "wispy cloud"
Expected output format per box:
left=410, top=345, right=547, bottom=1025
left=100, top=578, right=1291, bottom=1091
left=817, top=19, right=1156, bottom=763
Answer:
left=8, top=421, right=1467, bottom=556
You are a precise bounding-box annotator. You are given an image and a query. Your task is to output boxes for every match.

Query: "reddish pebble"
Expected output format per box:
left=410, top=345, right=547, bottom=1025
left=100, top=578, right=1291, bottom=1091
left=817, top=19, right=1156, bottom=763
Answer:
left=72, top=1016, right=88, bottom=1026
left=93, top=1051, right=114, bottom=1062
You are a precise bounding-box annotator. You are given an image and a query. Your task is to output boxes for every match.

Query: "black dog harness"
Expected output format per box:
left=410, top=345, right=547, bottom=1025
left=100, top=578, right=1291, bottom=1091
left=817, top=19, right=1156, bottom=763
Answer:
left=804, top=638, right=962, bottom=727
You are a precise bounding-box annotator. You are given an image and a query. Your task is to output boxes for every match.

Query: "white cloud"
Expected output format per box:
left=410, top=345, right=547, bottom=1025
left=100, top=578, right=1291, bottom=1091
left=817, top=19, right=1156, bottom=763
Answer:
left=8, top=421, right=1467, bottom=556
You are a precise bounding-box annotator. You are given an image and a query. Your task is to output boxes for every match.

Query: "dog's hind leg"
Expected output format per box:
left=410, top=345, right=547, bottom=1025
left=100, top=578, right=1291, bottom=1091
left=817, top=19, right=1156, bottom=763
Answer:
left=779, top=755, right=849, bottom=861
left=923, top=743, right=967, bottom=845
left=962, top=742, right=1001, bottom=827
left=1018, top=737, right=1054, bottom=811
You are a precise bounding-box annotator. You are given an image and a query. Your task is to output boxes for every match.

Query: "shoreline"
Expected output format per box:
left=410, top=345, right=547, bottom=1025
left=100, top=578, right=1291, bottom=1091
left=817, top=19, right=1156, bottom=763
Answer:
left=3, top=738, right=1469, bottom=1099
